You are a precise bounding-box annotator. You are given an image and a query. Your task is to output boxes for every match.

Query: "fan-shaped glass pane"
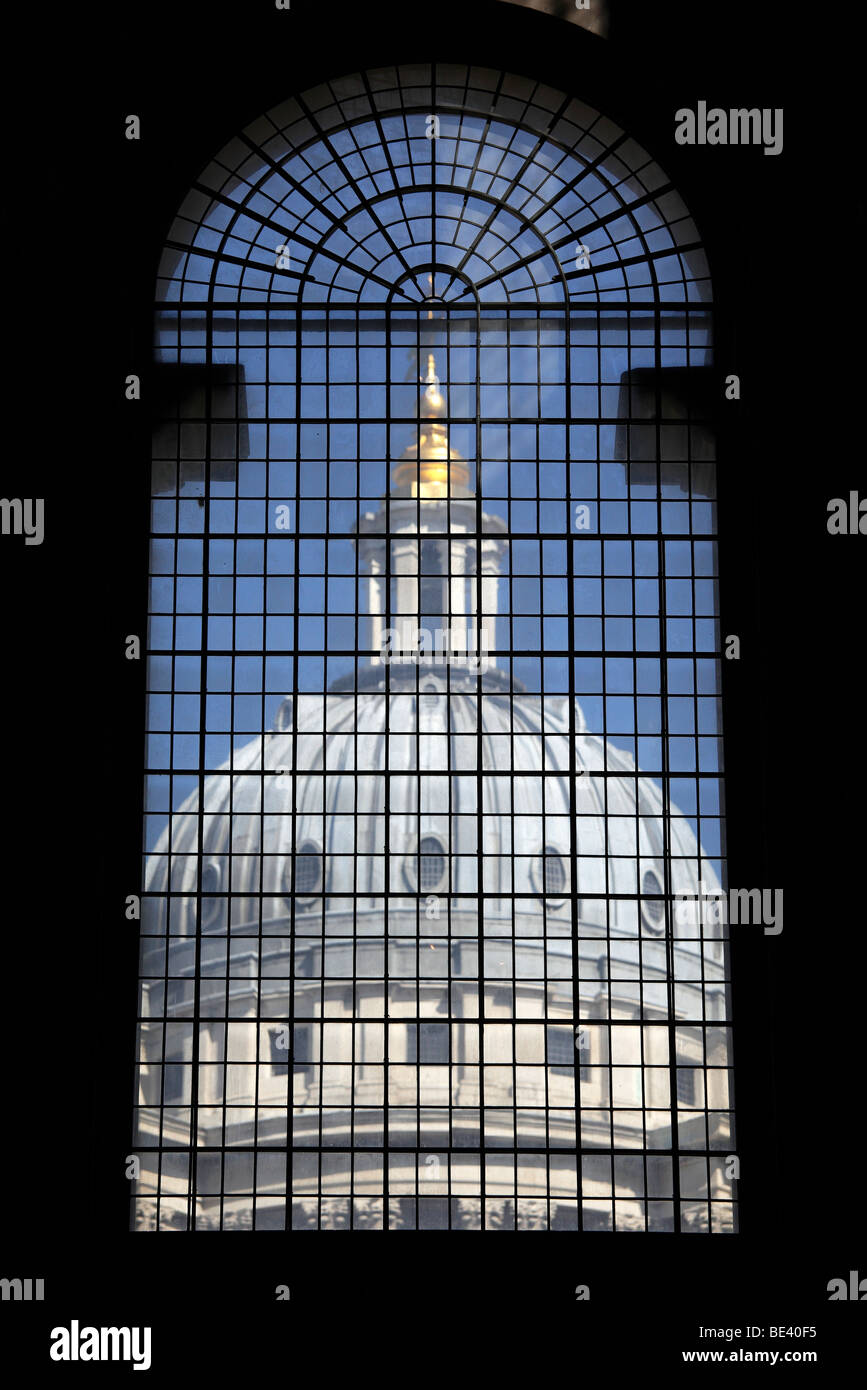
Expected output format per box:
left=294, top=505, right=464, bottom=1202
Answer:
left=158, top=65, right=709, bottom=308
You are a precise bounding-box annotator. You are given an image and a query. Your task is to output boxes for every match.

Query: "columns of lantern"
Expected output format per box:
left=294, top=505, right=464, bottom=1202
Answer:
left=368, top=554, right=385, bottom=657
left=354, top=349, right=508, bottom=669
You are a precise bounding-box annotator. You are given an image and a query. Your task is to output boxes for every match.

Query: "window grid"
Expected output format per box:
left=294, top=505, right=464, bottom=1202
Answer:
left=135, top=66, right=733, bottom=1234
left=136, top=305, right=732, bottom=1233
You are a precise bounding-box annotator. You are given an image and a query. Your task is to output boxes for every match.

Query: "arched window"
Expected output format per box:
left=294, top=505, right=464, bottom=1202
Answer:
left=135, top=62, right=733, bottom=1235
left=157, top=67, right=708, bottom=308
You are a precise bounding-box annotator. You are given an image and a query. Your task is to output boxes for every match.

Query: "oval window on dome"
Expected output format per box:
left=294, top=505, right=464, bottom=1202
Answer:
left=406, top=835, right=448, bottom=893
left=641, top=869, right=666, bottom=933
left=284, top=842, right=323, bottom=906
left=200, top=860, right=223, bottom=928
left=274, top=698, right=293, bottom=734
left=535, top=848, right=568, bottom=905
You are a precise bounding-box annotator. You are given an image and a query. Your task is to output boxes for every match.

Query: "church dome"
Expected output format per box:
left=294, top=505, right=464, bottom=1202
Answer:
left=147, top=686, right=719, bottom=963
left=144, top=352, right=723, bottom=1005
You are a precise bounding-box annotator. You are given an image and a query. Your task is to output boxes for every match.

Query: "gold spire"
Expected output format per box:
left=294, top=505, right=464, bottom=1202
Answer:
left=392, top=352, right=471, bottom=498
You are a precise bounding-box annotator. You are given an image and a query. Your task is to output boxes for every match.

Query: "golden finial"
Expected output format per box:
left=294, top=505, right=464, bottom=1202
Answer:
left=421, top=353, right=446, bottom=417
left=392, top=350, right=471, bottom=498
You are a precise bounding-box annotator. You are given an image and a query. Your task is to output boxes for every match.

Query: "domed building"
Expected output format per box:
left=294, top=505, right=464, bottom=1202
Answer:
left=135, top=355, right=735, bottom=1233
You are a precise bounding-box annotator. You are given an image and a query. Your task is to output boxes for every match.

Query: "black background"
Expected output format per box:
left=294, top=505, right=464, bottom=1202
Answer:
left=1, top=0, right=863, bottom=1372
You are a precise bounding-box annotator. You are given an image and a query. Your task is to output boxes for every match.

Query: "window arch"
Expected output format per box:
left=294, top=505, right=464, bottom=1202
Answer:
left=159, top=65, right=709, bottom=308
